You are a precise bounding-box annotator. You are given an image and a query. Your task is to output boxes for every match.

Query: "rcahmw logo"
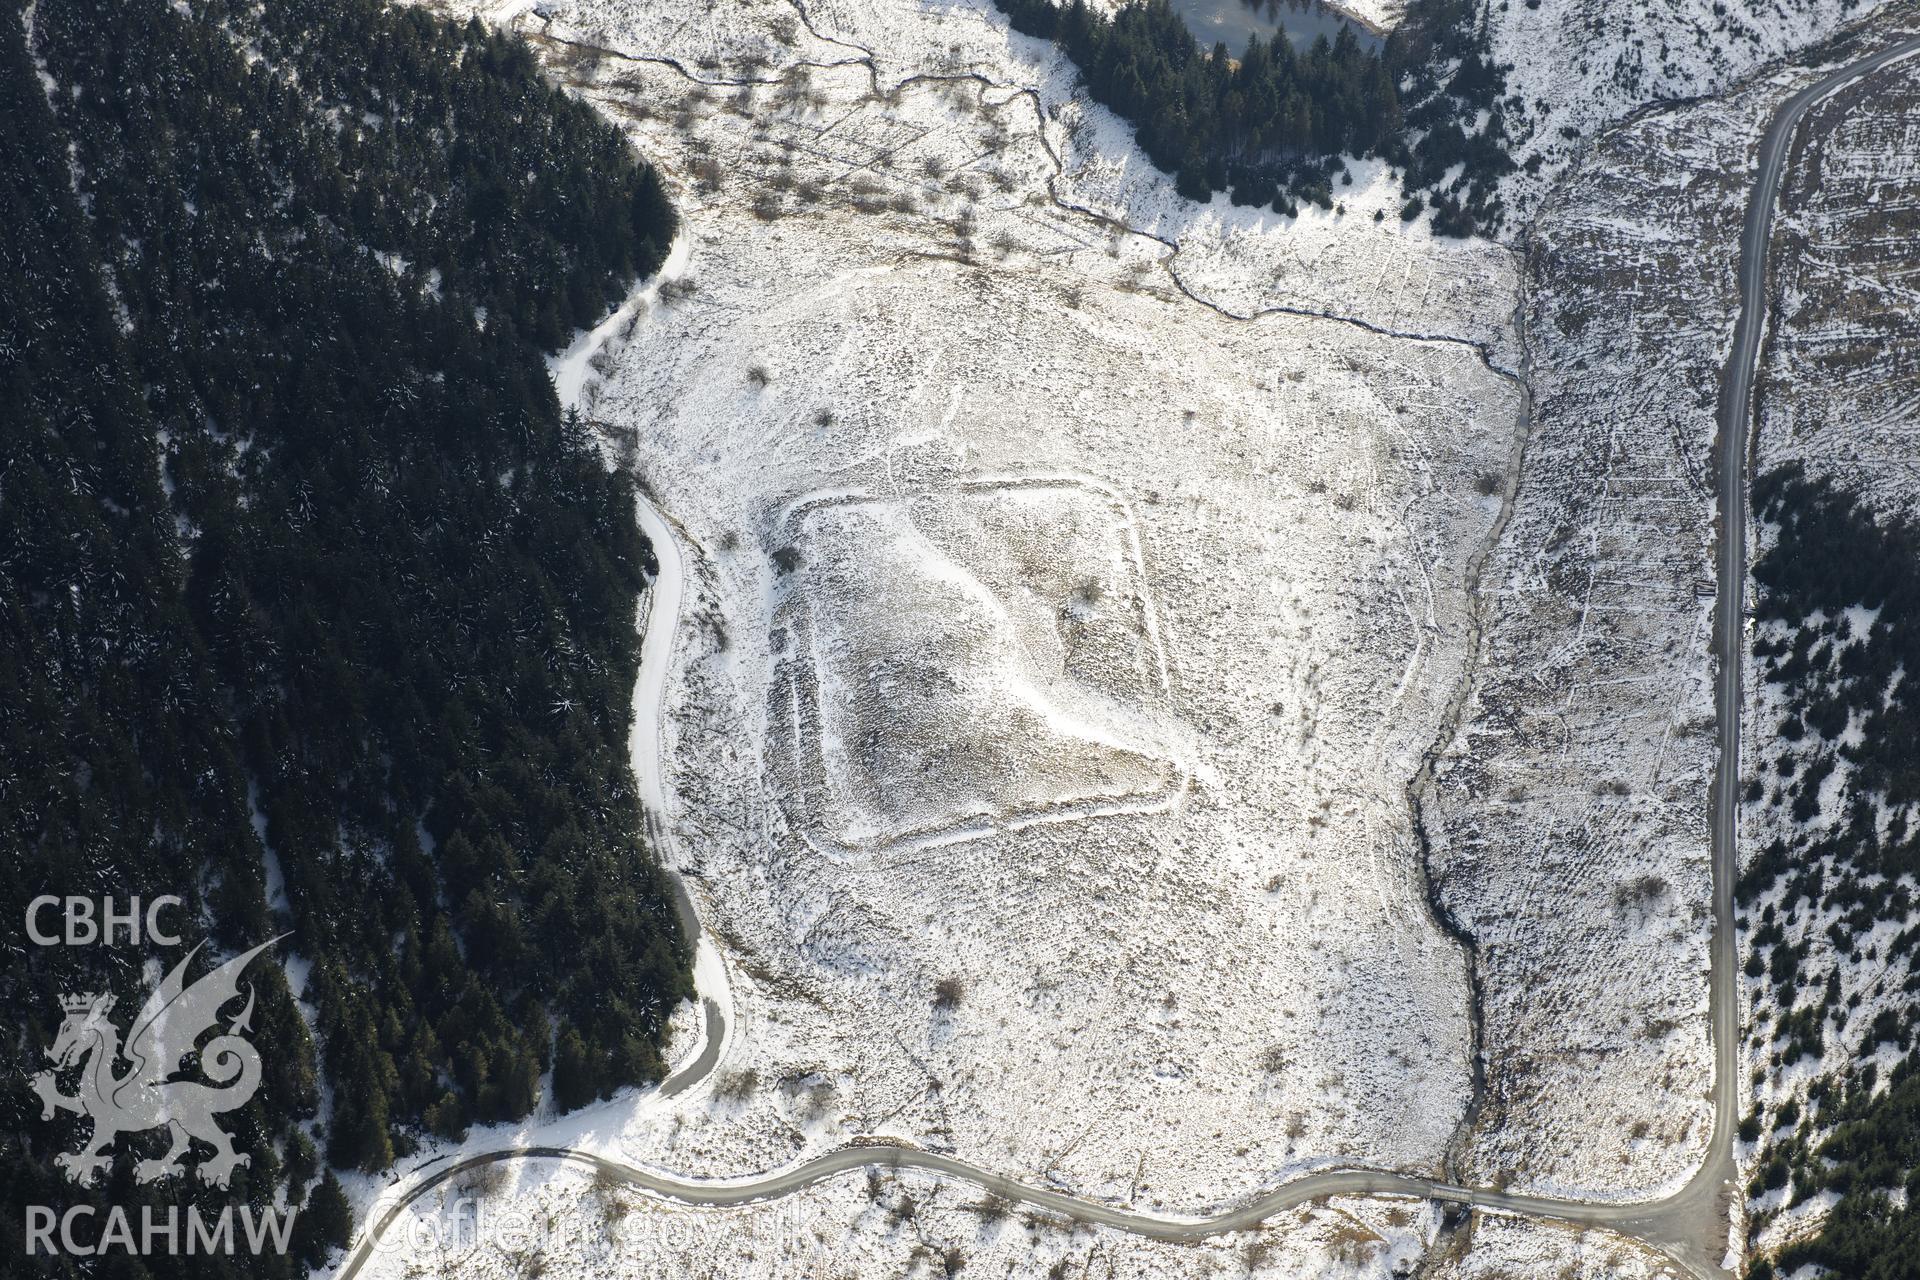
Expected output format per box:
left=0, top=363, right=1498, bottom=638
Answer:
left=23, top=895, right=295, bottom=1257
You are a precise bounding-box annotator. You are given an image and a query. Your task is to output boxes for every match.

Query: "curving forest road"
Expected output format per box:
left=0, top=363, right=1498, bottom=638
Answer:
left=333, top=31, right=1920, bottom=1280
left=632, top=488, right=731, bottom=1101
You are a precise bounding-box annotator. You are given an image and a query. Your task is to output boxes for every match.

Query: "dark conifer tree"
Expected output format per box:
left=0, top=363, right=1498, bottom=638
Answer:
left=2, top=0, right=694, bottom=1268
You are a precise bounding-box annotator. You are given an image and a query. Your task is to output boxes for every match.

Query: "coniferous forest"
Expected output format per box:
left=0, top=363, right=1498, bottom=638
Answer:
left=994, top=0, right=1515, bottom=234
left=1, top=0, right=688, bottom=1272
left=1739, top=466, right=1920, bottom=1278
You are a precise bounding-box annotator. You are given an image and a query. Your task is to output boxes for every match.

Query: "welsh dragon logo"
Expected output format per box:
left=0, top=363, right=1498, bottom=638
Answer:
left=31, top=936, right=283, bottom=1189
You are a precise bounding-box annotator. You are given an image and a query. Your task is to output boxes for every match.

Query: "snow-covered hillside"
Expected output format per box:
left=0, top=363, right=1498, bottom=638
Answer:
left=346, top=0, right=1920, bottom=1274
left=1493, top=0, right=1899, bottom=215
left=580, top=46, right=1511, bottom=1206
left=1432, top=0, right=1920, bottom=1219
left=365, top=0, right=1533, bottom=1273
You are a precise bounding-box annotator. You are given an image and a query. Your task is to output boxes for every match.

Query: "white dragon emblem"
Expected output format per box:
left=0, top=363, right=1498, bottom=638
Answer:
left=31, top=936, right=283, bottom=1189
